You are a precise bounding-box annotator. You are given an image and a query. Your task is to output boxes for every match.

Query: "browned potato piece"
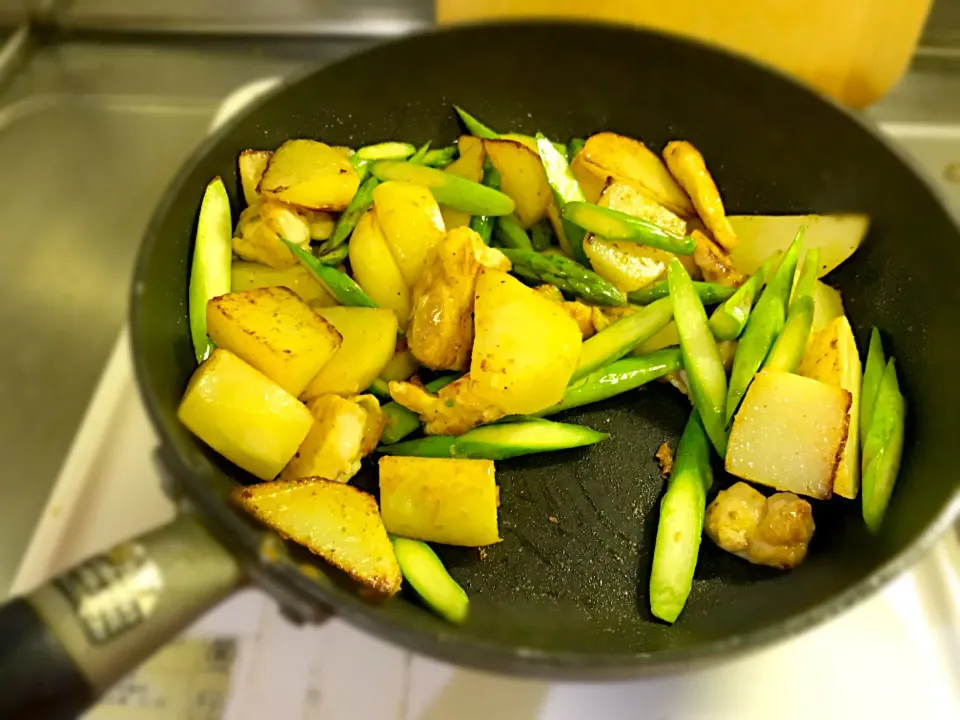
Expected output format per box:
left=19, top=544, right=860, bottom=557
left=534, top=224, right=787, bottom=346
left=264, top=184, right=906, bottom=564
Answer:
left=440, top=135, right=485, bottom=229
left=484, top=138, right=551, bottom=228
left=280, top=394, right=382, bottom=483
left=570, top=151, right=607, bottom=204
left=374, top=181, right=446, bottom=286
left=258, top=139, right=360, bottom=212
left=726, top=371, right=851, bottom=499
left=233, top=478, right=401, bottom=596
left=663, top=141, right=738, bottom=250
left=239, top=149, right=271, bottom=206
left=206, top=287, right=342, bottom=397
left=178, top=349, right=315, bottom=481
left=379, top=457, right=500, bottom=546
left=579, top=132, right=695, bottom=217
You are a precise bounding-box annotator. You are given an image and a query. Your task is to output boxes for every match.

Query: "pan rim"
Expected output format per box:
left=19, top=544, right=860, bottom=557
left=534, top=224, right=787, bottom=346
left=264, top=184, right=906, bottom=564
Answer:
left=131, top=20, right=960, bottom=676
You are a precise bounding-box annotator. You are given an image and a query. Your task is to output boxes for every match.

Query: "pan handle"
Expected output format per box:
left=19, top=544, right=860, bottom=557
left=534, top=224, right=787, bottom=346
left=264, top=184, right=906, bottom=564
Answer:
left=0, top=513, right=244, bottom=720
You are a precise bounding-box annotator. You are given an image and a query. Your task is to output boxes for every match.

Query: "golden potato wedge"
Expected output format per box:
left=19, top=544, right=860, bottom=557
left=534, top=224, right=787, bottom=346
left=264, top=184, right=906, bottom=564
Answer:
left=799, top=316, right=862, bottom=499
left=302, top=306, right=398, bottom=399
left=484, top=138, right=551, bottom=228
left=258, top=139, right=360, bottom=212
left=238, top=149, right=271, bottom=207
left=570, top=151, right=607, bottom=204
left=596, top=180, right=688, bottom=238
left=663, top=141, right=738, bottom=250
left=280, top=394, right=380, bottom=483
left=303, top=209, right=335, bottom=241
left=440, top=135, right=485, bottom=229
left=233, top=478, right=401, bottom=596
left=230, top=261, right=336, bottom=306
left=726, top=371, right=851, bottom=499
left=348, top=209, right=412, bottom=327
left=811, top=281, right=844, bottom=339
left=379, top=346, right=419, bottom=382
left=379, top=457, right=500, bottom=546
left=470, top=268, right=582, bottom=414
left=207, top=287, right=342, bottom=397
left=178, top=349, right=314, bottom=480
left=579, top=132, right=695, bottom=217
left=373, top=181, right=446, bottom=286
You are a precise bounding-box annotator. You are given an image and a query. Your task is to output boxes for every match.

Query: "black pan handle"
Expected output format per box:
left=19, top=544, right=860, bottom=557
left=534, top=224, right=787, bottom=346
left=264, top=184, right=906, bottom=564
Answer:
left=0, top=514, right=243, bottom=719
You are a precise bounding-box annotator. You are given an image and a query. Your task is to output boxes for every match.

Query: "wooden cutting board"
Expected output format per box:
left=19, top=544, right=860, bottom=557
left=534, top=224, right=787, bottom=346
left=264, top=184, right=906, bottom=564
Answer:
left=436, top=0, right=933, bottom=107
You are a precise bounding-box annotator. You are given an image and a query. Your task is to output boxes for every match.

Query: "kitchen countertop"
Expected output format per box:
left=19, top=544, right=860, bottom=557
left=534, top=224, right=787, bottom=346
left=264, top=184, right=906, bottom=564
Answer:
left=0, top=27, right=959, bottom=596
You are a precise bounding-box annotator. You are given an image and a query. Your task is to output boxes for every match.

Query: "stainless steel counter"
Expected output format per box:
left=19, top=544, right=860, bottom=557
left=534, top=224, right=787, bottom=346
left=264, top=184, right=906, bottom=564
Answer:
left=0, top=27, right=959, bottom=596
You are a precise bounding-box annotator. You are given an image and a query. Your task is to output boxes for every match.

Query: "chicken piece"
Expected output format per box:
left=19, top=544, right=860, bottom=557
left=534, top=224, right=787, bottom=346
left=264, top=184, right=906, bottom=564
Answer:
left=655, top=442, right=674, bottom=478
left=663, top=141, right=739, bottom=251
left=388, top=375, right=505, bottom=436
left=280, top=394, right=384, bottom=483
left=408, top=227, right=510, bottom=371
left=692, top=230, right=745, bottom=288
left=705, top=482, right=815, bottom=570
left=534, top=284, right=595, bottom=339
left=232, top=201, right=311, bottom=269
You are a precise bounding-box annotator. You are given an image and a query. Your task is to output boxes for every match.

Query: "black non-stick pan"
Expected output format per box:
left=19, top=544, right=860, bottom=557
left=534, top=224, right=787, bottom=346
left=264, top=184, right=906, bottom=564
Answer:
left=2, top=21, right=959, bottom=719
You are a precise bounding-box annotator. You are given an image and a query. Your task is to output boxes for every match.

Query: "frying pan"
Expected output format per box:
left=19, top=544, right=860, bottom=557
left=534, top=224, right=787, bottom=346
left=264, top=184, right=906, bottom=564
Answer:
left=2, top=21, right=959, bottom=719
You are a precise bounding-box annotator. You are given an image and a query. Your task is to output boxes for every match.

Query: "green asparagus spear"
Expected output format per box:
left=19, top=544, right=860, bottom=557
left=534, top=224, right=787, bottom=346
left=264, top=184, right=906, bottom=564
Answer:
left=861, top=359, right=906, bottom=533
left=380, top=375, right=459, bottom=445
left=501, top=248, right=624, bottom=305
left=391, top=537, right=469, bottom=623
left=573, top=297, right=674, bottom=381
left=494, top=214, right=535, bottom=251
left=454, top=105, right=499, bottom=139
left=763, top=295, right=814, bottom=373
left=189, top=177, right=232, bottom=363
left=421, top=145, right=458, bottom=168
left=328, top=176, right=379, bottom=249
left=282, top=239, right=377, bottom=308
left=562, top=202, right=696, bottom=256
left=370, top=161, right=515, bottom=216
left=348, top=154, right=369, bottom=182
left=535, top=133, right=591, bottom=266
left=568, top=137, right=586, bottom=160
left=538, top=350, right=683, bottom=416
left=791, top=248, right=820, bottom=312
left=629, top=280, right=735, bottom=307
left=355, top=142, right=416, bottom=161
left=669, top=259, right=728, bottom=456
left=470, top=160, right=501, bottom=244
left=408, top=141, right=432, bottom=164
left=367, top=378, right=392, bottom=399
left=530, top=219, right=554, bottom=251
left=316, top=242, right=349, bottom=266
left=650, top=410, right=712, bottom=623
left=860, top=328, right=886, bottom=447
left=378, top=419, right=607, bottom=460
left=709, top=252, right=780, bottom=340
left=726, top=228, right=805, bottom=421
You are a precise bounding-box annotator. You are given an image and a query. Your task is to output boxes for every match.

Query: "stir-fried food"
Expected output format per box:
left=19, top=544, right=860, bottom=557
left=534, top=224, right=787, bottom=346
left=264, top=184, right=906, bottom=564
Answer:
left=179, top=105, right=896, bottom=625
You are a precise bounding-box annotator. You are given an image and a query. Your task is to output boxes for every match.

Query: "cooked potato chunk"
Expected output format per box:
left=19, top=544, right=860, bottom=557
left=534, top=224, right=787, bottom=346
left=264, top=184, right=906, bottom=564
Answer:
left=570, top=151, right=607, bottom=204
left=349, top=209, right=412, bottom=327
left=663, top=141, right=738, bottom=250
left=230, top=262, right=336, bottom=306
left=231, top=201, right=311, bottom=270
left=389, top=375, right=505, bottom=436
left=535, top=285, right=595, bottom=338
left=692, top=230, right=745, bottom=287
left=799, top=316, right=862, bottom=499
left=470, top=268, right=582, bottom=414
left=258, top=139, right=360, bottom=212
left=302, top=307, right=398, bottom=399
left=726, top=371, right=851, bottom=499
left=233, top=478, right=401, bottom=596
left=374, top=181, right=446, bottom=286
left=238, top=149, right=271, bottom=206
left=705, top=482, right=814, bottom=569
left=440, top=135, right=485, bottom=229
left=578, top=132, right=695, bottom=217
left=379, top=457, right=500, bottom=546
left=178, top=349, right=314, bottom=480
left=810, top=281, right=844, bottom=340
left=207, top=287, right=342, bottom=397
left=409, top=227, right=510, bottom=371
left=484, top=138, right=551, bottom=228
left=379, top=344, right=419, bottom=382
left=303, top=209, right=335, bottom=241
left=281, top=394, right=383, bottom=483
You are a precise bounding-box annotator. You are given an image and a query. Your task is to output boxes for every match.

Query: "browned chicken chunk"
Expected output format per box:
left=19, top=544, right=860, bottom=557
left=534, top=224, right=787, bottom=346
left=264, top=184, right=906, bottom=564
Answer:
left=408, top=227, right=510, bottom=371
left=663, top=141, right=739, bottom=250
left=705, top=482, right=815, bottom=569
left=534, top=284, right=595, bottom=339
left=692, top=230, right=745, bottom=287
left=388, top=376, right=505, bottom=436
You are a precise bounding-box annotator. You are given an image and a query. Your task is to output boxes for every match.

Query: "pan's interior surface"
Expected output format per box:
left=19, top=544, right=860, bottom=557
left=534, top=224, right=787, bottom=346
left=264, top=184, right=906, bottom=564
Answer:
left=133, top=23, right=960, bottom=670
